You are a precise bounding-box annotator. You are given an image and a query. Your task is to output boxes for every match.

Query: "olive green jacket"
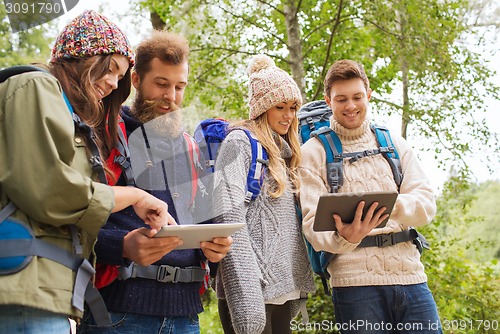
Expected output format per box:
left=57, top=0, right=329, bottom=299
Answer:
left=0, top=71, right=114, bottom=317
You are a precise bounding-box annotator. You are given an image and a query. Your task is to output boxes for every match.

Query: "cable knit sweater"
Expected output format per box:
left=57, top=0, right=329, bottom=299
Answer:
left=214, top=129, right=315, bottom=334
left=298, top=119, right=436, bottom=288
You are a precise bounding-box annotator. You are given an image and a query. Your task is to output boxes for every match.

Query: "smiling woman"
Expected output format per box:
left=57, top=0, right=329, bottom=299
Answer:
left=0, top=10, right=175, bottom=334
left=93, top=54, right=130, bottom=101
left=212, top=54, right=315, bottom=334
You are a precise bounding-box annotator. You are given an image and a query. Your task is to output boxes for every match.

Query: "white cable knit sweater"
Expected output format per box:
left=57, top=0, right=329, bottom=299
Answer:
left=214, top=129, right=315, bottom=334
left=298, top=119, right=437, bottom=288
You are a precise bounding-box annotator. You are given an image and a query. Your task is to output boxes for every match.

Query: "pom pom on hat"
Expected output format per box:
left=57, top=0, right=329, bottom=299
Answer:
left=51, top=10, right=134, bottom=66
left=246, top=54, right=276, bottom=76
left=247, top=54, right=302, bottom=120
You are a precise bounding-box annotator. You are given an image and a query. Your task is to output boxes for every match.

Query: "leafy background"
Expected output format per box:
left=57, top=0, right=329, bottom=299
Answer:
left=1, top=0, right=499, bottom=333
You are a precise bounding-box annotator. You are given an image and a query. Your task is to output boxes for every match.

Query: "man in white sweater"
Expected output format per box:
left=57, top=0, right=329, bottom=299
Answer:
left=299, top=59, right=442, bottom=333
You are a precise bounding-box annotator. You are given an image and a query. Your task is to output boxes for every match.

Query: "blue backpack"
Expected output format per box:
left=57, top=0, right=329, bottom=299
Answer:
left=297, top=100, right=427, bottom=295
left=193, top=118, right=268, bottom=203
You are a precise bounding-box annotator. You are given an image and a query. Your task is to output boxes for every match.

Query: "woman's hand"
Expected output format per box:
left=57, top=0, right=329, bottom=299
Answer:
left=111, top=186, right=177, bottom=230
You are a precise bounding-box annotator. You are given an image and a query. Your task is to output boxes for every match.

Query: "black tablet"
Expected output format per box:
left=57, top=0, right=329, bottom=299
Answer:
left=153, top=223, right=245, bottom=250
left=313, top=191, right=398, bottom=231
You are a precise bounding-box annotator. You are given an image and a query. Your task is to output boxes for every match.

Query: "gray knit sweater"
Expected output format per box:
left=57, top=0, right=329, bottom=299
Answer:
left=214, top=129, right=315, bottom=334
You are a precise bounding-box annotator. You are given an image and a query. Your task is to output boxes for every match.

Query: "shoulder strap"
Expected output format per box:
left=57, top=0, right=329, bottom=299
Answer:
left=311, top=126, right=343, bottom=193
left=370, top=124, right=403, bottom=189
left=237, top=129, right=268, bottom=203
left=183, top=132, right=207, bottom=205
left=113, top=119, right=135, bottom=186
left=0, top=65, right=44, bottom=83
left=0, top=202, right=111, bottom=326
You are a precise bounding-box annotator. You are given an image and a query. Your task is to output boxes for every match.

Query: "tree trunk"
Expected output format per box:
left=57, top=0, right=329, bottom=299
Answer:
left=284, top=0, right=306, bottom=102
left=395, top=7, right=409, bottom=139
left=150, top=10, right=166, bottom=31
left=401, top=59, right=410, bottom=140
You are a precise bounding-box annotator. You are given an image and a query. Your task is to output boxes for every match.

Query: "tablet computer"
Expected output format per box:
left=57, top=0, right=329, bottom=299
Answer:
left=313, top=191, right=398, bottom=231
left=153, top=223, right=245, bottom=250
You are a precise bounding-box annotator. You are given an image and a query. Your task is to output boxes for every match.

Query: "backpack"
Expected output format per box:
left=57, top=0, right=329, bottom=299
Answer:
left=193, top=118, right=268, bottom=203
left=297, top=100, right=428, bottom=294
left=0, top=66, right=112, bottom=326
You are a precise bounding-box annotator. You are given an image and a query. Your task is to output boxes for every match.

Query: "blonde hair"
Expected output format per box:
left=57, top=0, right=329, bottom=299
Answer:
left=232, top=113, right=301, bottom=198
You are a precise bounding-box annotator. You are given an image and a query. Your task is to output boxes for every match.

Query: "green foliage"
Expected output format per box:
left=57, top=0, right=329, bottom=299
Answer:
left=0, top=2, right=54, bottom=68
left=420, top=178, right=500, bottom=334
left=200, top=289, right=224, bottom=334
left=136, top=0, right=500, bottom=180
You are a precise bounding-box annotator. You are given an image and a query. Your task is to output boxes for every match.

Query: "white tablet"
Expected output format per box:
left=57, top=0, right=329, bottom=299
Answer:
left=314, top=191, right=398, bottom=231
left=153, top=223, right=245, bottom=250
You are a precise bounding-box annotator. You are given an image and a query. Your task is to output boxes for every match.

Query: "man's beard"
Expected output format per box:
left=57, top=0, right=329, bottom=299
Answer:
left=131, top=91, right=184, bottom=138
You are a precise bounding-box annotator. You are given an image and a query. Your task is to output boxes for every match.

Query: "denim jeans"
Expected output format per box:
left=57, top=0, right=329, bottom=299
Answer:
left=77, top=311, right=200, bottom=334
left=0, top=305, right=70, bottom=334
left=332, top=283, right=443, bottom=334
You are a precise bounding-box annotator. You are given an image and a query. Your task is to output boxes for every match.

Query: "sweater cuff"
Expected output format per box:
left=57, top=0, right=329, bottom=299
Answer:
left=234, top=321, right=266, bottom=334
left=333, top=232, right=359, bottom=252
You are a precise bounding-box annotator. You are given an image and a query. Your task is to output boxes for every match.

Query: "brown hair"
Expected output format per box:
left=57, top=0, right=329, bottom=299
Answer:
left=134, top=30, right=189, bottom=79
left=323, top=60, right=369, bottom=99
left=49, top=55, right=132, bottom=179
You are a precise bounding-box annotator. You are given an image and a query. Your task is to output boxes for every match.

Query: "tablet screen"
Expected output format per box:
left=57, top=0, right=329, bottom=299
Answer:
left=153, top=223, right=245, bottom=249
left=313, top=191, right=398, bottom=231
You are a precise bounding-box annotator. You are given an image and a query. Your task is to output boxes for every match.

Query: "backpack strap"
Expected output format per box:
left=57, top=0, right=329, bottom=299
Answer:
left=357, top=228, right=430, bottom=253
left=117, top=263, right=208, bottom=283
left=311, top=126, right=343, bottom=193
left=72, top=113, right=108, bottom=184
left=183, top=132, right=208, bottom=205
left=0, top=65, right=44, bottom=83
left=0, top=202, right=111, bottom=326
left=113, top=119, right=135, bottom=186
left=237, top=129, right=269, bottom=203
left=371, top=124, right=403, bottom=189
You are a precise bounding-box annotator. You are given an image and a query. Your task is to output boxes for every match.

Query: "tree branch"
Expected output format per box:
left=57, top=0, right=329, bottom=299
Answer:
left=311, top=0, right=344, bottom=100
left=190, top=46, right=289, bottom=64
left=193, top=51, right=238, bottom=81
left=212, top=1, right=287, bottom=45
left=256, top=0, right=284, bottom=16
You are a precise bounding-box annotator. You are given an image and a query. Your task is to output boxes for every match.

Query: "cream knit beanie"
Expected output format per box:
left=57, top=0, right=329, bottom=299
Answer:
left=247, top=55, right=302, bottom=120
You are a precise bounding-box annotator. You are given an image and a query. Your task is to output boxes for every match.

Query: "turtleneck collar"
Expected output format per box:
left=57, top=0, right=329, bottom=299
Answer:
left=330, top=117, right=371, bottom=140
left=272, top=131, right=293, bottom=160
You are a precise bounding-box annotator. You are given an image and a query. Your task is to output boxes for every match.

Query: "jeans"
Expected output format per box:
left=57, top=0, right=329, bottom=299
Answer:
left=77, top=311, right=200, bottom=334
left=0, top=305, right=70, bottom=334
left=332, top=283, right=443, bottom=334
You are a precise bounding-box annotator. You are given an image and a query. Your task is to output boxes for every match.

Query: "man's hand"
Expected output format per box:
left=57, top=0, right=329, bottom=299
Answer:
left=334, top=201, right=388, bottom=244
left=200, top=236, right=233, bottom=263
left=123, top=227, right=183, bottom=266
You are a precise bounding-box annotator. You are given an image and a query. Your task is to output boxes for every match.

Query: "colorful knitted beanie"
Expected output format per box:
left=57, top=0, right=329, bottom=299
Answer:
left=51, top=10, right=134, bottom=66
left=247, top=54, right=302, bottom=120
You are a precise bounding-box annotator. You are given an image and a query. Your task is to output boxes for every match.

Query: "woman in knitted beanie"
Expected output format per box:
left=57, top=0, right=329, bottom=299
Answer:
left=0, top=10, right=175, bottom=333
left=213, top=55, right=315, bottom=334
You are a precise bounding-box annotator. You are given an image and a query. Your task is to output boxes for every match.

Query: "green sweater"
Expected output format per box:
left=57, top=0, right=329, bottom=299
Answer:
left=0, top=71, right=113, bottom=317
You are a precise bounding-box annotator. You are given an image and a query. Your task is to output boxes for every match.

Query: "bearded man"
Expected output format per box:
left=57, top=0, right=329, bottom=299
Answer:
left=78, top=30, right=232, bottom=334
